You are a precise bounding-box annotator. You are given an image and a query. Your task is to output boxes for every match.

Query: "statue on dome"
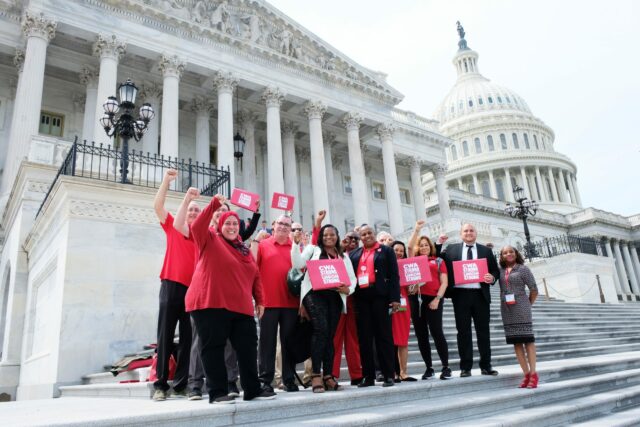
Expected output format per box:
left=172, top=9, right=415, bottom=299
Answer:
left=456, top=20, right=468, bottom=50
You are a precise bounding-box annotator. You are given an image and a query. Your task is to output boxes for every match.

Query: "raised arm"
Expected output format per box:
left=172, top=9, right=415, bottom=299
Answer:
left=189, top=192, right=223, bottom=249
left=311, top=209, right=326, bottom=245
left=154, top=169, right=177, bottom=224
left=407, top=220, right=425, bottom=257
left=240, top=201, right=261, bottom=241
left=174, top=187, right=198, bottom=238
left=291, top=242, right=315, bottom=270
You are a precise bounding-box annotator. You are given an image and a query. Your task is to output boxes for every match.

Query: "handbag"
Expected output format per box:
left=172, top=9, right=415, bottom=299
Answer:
left=287, top=267, right=305, bottom=297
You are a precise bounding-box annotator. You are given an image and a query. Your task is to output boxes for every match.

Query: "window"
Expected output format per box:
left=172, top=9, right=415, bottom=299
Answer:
left=450, top=105, right=454, bottom=113
left=533, top=134, right=539, bottom=149
left=459, top=101, right=463, bottom=110
left=496, top=179, right=505, bottom=200
left=343, top=175, right=352, bottom=194
left=372, top=181, right=385, bottom=200
left=478, top=97, right=483, bottom=105
left=487, top=135, right=495, bottom=151
left=481, top=180, right=491, bottom=198
left=209, top=146, right=217, bottom=166
left=462, top=141, right=469, bottom=156
left=500, top=134, right=507, bottom=150
left=474, top=137, right=482, bottom=154
left=541, top=137, right=546, bottom=150
left=512, top=133, right=519, bottom=149
left=488, top=96, right=494, bottom=104
left=451, top=145, right=458, bottom=161
left=506, top=96, right=511, bottom=103
left=468, top=99, right=473, bottom=107
left=39, top=112, right=64, bottom=137
left=497, top=96, right=503, bottom=104
left=523, top=133, right=530, bottom=149
left=468, top=183, right=475, bottom=194
left=399, top=188, right=412, bottom=205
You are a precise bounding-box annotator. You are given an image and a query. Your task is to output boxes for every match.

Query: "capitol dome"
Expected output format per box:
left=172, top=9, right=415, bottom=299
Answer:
left=424, top=23, right=583, bottom=214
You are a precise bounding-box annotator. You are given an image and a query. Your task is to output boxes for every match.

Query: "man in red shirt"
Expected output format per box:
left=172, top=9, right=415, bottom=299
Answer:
left=252, top=214, right=299, bottom=392
left=152, top=169, right=200, bottom=401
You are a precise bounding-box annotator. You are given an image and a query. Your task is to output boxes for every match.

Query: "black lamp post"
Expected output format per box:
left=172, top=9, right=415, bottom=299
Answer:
left=233, top=90, right=245, bottom=169
left=100, top=79, right=155, bottom=183
left=505, top=185, right=539, bottom=260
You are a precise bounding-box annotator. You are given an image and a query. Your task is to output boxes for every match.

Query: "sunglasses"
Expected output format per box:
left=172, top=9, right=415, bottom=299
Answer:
left=276, top=221, right=291, bottom=228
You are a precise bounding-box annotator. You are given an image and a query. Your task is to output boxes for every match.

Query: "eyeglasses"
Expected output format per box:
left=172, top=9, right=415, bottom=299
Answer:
left=276, top=221, right=291, bottom=228
left=291, top=228, right=302, bottom=232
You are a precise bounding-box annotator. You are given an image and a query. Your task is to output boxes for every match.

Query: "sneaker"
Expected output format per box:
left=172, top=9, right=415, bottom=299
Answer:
left=262, top=384, right=274, bottom=393
left=440, top=366, right=452, bottom=380
left=172, top=388, right=188, bottom=398
left=188, top=390, right=203, bottom=401
left=152, top=389, right=167, bottom=401
left=211, top=395, right=236, bottom=404
left=228, top=381, right=240, bottom=398
left=422, top=367, right=435, bottom=380
left=283, top=382, right=299, bottom=392
left=253, top=389, right=277, bottom=400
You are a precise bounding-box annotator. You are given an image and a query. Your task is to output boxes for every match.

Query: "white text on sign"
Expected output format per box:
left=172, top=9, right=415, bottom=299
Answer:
left=319, top=265, right=339, bottom=284
left=463, top=263, right=480, bottom=281
left=403, top=263, right=421, bottom=282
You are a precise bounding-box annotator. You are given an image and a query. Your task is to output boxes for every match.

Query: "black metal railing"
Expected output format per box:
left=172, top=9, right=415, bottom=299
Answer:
left=526, top=235, right=604, bottom=259
left=37, top=138, right=230, bottom=217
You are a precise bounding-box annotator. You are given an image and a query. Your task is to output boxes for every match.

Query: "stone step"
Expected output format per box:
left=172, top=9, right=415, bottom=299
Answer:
left=570, top=404, right=640, bottom=427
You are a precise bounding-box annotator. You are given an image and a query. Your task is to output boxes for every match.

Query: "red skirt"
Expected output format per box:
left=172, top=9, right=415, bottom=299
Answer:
left=392, top=287, right=411, bottom=346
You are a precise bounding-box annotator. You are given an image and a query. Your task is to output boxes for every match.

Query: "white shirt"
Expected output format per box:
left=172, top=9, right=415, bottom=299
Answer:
left=457, top=242, right=481, bottom=289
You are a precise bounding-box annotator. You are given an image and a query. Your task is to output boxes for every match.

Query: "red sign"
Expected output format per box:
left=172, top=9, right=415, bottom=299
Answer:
left=306, top=259, right=350, bottom=291
left=271, top=192, right=295, bottom=211
left=453, top=258, right=489, bottom=285
left=230, top=188, right=260, bottom=212
left=398, top=257, right=432, bottom=286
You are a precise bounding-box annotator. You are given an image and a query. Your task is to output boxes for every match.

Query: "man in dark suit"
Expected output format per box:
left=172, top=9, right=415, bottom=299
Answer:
left=438, top=223, right=500, bottom=377
left=349, top=224, right=401, bottom=387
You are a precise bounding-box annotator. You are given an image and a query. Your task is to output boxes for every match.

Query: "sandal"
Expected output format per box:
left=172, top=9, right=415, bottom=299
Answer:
left=311, top=374, right=325, bottom=393
left=323, top=375, right=343, bottom=391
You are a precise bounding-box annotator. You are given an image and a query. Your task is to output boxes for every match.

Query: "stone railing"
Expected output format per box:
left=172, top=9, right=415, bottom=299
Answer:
left=27, top=134, right=74, bottom=167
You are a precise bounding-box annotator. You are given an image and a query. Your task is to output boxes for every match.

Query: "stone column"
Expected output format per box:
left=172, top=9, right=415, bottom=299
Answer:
left=535, top=166, right=546, bottom=201
left=630, top=243, right=640, bottom=292
left=519, top=167, right=531, bottom=199
left=79, top=66, right=99, bottom=144
left=304, top=101, right=331, bottom=223
left=566, top=172, right=578, bottom=205
left=602, top=238, right=623, bottom=296
left=237, top=110, right=259, bottom=195
left=571, top=174, right=583, bottom=206
left=262, top=87, right=286, bottom=221
left=488, top=169, right=498, bottom=199
left=214, top=71, right=238, bottom=189
left=138, top=82, right=162, bottom=155
left=281, top=121, right=300, bottom=222
left=457, top=177, right=463, bottom=191
left=158, top=55, right=185, bottom=159
left=92, top=34, right=126, bottom=147
left=376, top=123, right=403, bottom=235
left=190, top=96, right=213, bottom=165
left=433, top=163, right=452, bottom=220
left=3, top=12, right=56, bottom=191
left=408, top=157, right=426, bottom=221
left=547, top=168, right=559, bottom=201
left=557, top=169, right=569, bottom=203
left=504, top=168, right=514, bottom=202
left=612, top=239, right=632, bottom=295
left=341, top=112, right=369, bottom=226
left=472, top=173, right=480, bottom=195
left=255, top=138, right=268, bottom=202
left=296, top=146, right=311, bottom=227
left=323, top=131, right=338, bottom=218
left=621, top=242, right=640, bottom=295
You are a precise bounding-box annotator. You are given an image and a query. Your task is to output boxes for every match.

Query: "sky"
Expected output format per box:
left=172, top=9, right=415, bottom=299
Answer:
left=268, top=0, right=639, bottom=216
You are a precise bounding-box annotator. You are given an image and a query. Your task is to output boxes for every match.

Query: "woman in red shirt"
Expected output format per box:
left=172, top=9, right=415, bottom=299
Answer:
left=407, top=220, right=451, bottom=380
left=179, top=189, right=275, bottom=404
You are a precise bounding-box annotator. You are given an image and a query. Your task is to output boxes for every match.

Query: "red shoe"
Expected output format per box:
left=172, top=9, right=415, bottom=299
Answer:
left=527, top=372, right=539, bottom=389
left=518, top=372, right=531, bottom=388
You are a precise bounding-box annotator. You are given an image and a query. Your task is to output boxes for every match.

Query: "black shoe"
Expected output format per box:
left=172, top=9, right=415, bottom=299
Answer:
left=261, top=384, right=274, bottom=393
left=393, top=376, right=402, bottom=383
left=376, top=373, right=384, bottom=382
left=357, top=378, right=375, bottom=388
left=460, top=370, right=472, bottom=377
left=227, top=381, right=240, bottom=398
left=188, top=390, right=203, bottom=401
left=211, top=395, right=236, bottom=404
left=253, top=389, right=277, bottom=400
left=422, top=367, right=435, bottom=380
left=402, top=376, right=418, bottom=382
left=481, top=369, right=499, bottom=376
left=350, top=377, right=363, bottom=386
left=382, top=378, right=395, bottom=387
left=283, top=382, right=299, bottom=392
left=440, top=366, right=452, bottom=380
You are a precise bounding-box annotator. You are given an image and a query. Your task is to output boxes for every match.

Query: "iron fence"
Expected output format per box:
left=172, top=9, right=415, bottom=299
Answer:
left=37, top=138, right=230, bottom=216
left=526, top=235, right=604, bottom=259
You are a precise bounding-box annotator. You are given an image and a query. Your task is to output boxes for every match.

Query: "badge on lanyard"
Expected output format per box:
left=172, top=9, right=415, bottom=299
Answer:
left=505, top=294, right=516, bottom=305
left=358, top=265, right=369, bottom=288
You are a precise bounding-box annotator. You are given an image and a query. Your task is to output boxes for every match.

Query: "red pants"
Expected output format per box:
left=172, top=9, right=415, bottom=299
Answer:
left=332, top=296, right=362, bottom=379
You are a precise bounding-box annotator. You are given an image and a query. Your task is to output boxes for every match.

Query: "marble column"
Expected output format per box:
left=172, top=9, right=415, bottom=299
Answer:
left=237, top=110, right=259, bottom=195
left=613, top=240, right=632, bottom=295
left=504, top=168, right=514, bottom=202
left=557, top=169, right=569, bottom=203
left=79, top=66, right=99, bottom=144
left=341, top=112, right=369, bottom=226
left=547, top=168, right=559, bottom=201
left=433, top=163, right=452, bottom=220
left=408, top=157, right=426, bottom=221
left=213, top=71, right=237, bottom=191
left=602, top=238, right=623, bottom=295
left=376, top=123, right=403, bottom=235
left=621, top=242, right=640, bottom=295
left=457, top=177, right=463, bottom=191
left=295, top=146, right=311, bottom=227
left=262, top=87, right=286, bottom=221
left=488, top=169, right=498, bottom=199
left=535, top=167, right=546, bottom=201
left=519, top=167, right=531, bottom=199
left=571, top=174, right=583, bottom=206
left=323, top=131, right=338, bottom=218
left=92, top=35, right=126, bottom=147
left=630, top=243, right=640, bottom=292
left=472, top=173, right=480, bottom=195
left=138, top=82, right=162, bottom=155
left=567, top=172, right=578, bottom=206
left=304, top=101, right=331, bottom=223
left=191, top=96, right=213, bottom=166
left=281, top=121, right=300, bottom=222
left=158, top=55, right=185, bottom=160
left=3, top=13, right=56, bottom=191
left=256, top=138, right=268, bottom=203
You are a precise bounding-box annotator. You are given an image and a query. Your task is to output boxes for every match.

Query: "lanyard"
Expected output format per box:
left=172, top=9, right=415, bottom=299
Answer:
left=504, top=268, right=512, bottom=291
left=360, top=247, right=375, bottom=272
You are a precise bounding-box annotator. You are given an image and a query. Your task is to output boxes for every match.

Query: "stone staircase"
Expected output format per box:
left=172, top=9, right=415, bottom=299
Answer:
left=31, top=296, right=640, bottom=425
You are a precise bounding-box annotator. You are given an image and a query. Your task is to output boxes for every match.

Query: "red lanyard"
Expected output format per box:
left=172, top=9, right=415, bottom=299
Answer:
left=504, top=268, right=512, bottom=290
left=360, top=247, right=375, bottom=267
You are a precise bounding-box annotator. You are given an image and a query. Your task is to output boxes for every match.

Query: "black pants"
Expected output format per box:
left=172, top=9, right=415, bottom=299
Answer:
left=409, top=294, right=449, bottom=369
left=154, top=280, right=191, bottom=392
left=303, top=290, right=342, bottom=375
left=354, top=288, right=395, bottom=380
left=258, top=307, right=298, bottom=386
left=190, top=308, right=262, bottom=401
left=452, top=289, right=492, bottom=371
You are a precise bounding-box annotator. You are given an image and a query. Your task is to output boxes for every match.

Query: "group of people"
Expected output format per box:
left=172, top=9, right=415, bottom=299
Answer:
left=151, top=168, right=540, bottom=404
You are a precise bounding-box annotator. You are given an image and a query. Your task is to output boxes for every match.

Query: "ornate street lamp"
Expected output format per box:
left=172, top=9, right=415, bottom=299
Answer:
left=505, top=185, right=539, bottom=260
left=233, top=90, right=245, bottom=168
left=100, top=79, right=155, bottom=183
